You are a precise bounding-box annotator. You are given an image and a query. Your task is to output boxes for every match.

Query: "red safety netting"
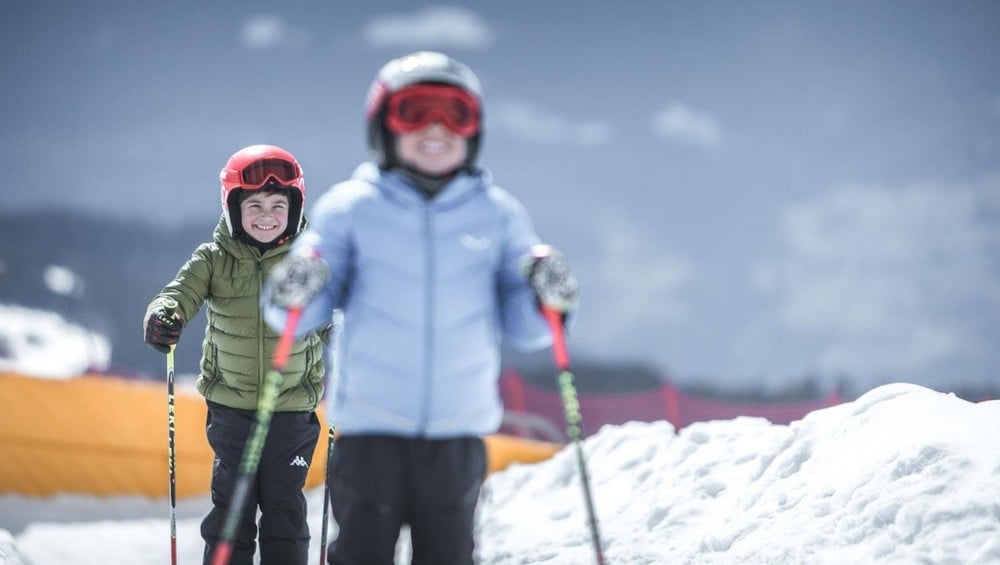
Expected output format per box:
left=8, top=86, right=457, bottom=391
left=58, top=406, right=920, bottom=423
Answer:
left=498, top=370, right=842, bottom=441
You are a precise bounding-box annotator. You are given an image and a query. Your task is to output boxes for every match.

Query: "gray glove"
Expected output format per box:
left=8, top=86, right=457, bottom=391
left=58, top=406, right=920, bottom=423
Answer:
left=267, top=251, right=329, bottom=309
left=524, top=244, right=579, bottom=313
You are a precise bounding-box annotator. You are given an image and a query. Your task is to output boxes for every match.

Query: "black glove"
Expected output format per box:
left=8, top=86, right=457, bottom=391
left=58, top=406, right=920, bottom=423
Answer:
left=144, top=306, right=182, bottom=354
left=267, top=251, right=329, bottom=309
left=524, top=244, right=579, bottom=314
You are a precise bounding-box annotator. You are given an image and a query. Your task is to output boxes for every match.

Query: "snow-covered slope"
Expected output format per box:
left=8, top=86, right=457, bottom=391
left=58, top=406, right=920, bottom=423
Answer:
left=2, top=383, right=998, bottom=563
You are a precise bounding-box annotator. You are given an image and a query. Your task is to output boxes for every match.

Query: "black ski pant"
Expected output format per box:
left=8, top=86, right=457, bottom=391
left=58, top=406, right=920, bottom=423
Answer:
left=200, top=401, right=320, bottom=565
left=326, top=435, right=486, bottom=565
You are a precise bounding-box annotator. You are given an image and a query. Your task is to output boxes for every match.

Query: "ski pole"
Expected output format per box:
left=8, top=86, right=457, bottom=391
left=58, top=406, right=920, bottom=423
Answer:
left=319, top=308, right=342, bottom=564
left=161, top=297, right=179, bottom=565
left=318, top=424, right=335, bottom=565
left=542, top=306, right=606, bottom=565
left=211, top=307, right=303, bottom=565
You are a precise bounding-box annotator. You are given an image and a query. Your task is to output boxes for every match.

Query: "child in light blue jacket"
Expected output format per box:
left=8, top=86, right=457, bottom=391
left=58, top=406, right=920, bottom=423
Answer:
left=263, top=51, right=579, bottom=565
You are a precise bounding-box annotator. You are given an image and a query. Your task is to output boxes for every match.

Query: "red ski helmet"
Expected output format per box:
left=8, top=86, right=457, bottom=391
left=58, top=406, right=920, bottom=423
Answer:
left=364, top=51, right=483, bottom=171
left=219, top=144, right=306, bottom=238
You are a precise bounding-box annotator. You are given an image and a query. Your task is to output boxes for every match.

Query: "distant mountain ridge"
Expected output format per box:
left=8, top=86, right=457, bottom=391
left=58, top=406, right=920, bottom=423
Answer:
left=0, top=209, right=215, bottom=378
left=7, top=209, right=978, bottom=403
left=0, top=209, right=675, bottom=393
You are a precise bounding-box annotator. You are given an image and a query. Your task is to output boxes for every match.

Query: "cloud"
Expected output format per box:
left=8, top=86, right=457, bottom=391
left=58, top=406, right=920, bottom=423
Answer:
left=363, top=6, right=494, bottom=50
left=492, top=101, right=613, bottom=146
left=652, top=103, right=722, bottom=149
left=585, top=213, right=694, bottom=348
left=752, top=176, right=1000, bottom=381
left=240, top=15, right=308, bottom=50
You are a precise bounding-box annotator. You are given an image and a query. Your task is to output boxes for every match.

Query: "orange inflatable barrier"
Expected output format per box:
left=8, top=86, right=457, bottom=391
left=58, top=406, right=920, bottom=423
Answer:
left=0, top=372, right=562, bottom=498
left=483, top=433, right=562, bottom=474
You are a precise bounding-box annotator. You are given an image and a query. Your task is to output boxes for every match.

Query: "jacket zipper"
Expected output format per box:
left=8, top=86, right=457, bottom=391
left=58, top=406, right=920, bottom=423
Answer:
left=256, top=256, right=265, bottom=408
left=418, top=203, right=434, bottom=434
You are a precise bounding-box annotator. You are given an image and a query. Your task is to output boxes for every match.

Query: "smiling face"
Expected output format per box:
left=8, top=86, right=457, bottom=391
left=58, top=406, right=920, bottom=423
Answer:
left=239, top=190, right=289, bottom=244
left=395, top=122, right=469, bottom=177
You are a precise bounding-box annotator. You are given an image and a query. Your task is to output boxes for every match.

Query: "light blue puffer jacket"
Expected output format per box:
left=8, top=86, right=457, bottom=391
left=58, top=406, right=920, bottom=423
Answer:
left=264, top=163, right=558, bottom=438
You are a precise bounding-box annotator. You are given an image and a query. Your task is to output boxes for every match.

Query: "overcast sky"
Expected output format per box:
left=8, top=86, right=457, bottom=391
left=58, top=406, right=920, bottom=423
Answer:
left=2, top=1, right=998, bottom=394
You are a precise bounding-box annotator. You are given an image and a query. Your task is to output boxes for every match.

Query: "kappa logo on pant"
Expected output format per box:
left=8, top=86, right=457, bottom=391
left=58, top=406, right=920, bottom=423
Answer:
left=289, top=455, right=309, bottom=468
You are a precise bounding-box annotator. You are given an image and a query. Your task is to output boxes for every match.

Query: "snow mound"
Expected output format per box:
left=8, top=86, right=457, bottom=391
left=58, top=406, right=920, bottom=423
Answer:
left=0, top=528, right=29, bottom=565
left=0, top=304, right=110, bottom=378
left=477, top=383, right=1000, bottom=564
left=4, top=383, right=1000, bottom=564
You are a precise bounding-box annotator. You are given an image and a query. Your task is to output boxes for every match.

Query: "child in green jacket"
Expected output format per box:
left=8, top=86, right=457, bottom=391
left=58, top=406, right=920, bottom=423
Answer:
left=143, top=144, right=326, bottom=565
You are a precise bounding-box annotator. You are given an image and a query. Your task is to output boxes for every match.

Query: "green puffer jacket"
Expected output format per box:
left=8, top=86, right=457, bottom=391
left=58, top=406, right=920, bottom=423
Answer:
left=145, top=216, right=325, bottom=412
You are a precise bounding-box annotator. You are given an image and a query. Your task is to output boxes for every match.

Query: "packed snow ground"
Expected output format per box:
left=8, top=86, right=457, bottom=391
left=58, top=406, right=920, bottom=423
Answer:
left=3, top=382, right=999, bottom=564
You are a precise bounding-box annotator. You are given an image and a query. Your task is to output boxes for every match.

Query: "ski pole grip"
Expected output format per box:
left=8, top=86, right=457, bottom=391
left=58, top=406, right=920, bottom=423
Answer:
left=161, top=296, right=179, bottom=318
left=160, top=297, right=180, bottom=356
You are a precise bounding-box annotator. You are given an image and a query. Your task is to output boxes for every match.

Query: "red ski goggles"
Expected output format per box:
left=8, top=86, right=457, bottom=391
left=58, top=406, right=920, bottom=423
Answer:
left=221, top=158, right=303, bottom=191
left=385, top=84, right=481, bottom=137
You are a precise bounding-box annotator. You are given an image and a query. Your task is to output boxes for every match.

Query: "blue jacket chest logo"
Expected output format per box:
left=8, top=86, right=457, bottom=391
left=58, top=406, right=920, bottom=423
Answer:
left=460, top=233, right=492, bottom=251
